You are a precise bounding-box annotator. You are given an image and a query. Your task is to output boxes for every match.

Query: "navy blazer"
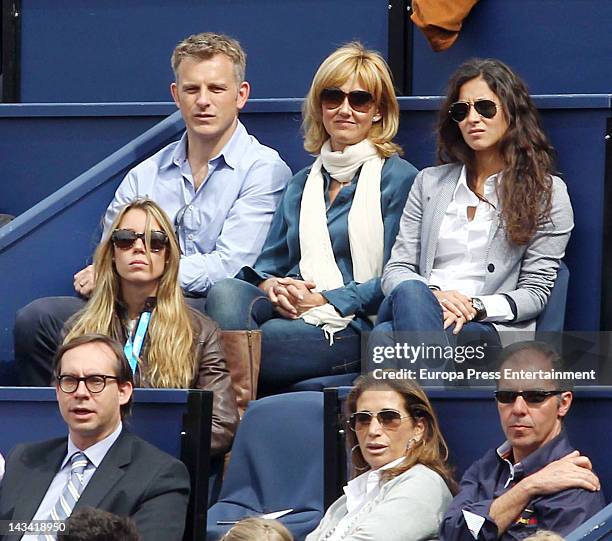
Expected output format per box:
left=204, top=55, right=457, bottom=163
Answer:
left=0, top=429, right=190, bottom=541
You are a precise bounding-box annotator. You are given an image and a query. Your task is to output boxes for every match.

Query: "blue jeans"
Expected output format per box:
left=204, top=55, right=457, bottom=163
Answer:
left=206, top=279, right=361, bottom=393
left=369, top=281, right=501, bottom=380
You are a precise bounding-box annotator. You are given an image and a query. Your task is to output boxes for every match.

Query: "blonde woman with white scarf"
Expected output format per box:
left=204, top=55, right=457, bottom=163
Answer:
left=206, top=42, right=418, bottom=394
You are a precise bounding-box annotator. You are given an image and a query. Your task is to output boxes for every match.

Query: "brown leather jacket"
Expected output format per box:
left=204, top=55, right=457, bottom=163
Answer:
left=65, top=305, right=239, bottom=456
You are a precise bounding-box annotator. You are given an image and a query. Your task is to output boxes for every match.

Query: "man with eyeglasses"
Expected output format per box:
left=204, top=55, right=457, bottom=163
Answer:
left=439, top=341, right=604, bottom=541
left=0, top=334, right=190, bottom=541
left=14, top=31, right=291, bottom=385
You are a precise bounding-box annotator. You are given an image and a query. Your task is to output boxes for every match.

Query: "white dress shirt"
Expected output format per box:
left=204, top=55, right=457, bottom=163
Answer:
left=326, top=456, right=406, bottom=541
left=429, top=166, right=513, bottom=322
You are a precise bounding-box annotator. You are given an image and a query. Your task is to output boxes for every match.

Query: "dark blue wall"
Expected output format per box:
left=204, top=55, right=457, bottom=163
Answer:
left=0, top=104, right=174, bottom=216
left=411, top=0, right=612, bottom=95
left=14, top=0, right=612, bottom=103
left=18, top=0, right=387, bottom=103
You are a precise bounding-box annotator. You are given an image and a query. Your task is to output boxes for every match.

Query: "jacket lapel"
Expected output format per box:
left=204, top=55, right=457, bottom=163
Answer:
left=76, top=430, right=132, bottom=510
left=482, top=204, right=503, bottom=290
left=485, top=209, right=501, bottom=250
left=11, top=440, right=67, bottom=525
left=422, top=165, right=461, bottom=277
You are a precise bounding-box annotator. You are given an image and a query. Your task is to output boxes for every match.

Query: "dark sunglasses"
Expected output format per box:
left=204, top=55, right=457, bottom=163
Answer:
left=494, top=390, right=563, bottom=404
left=348, top=409, right=410, bottom=432
left=320, top=87, right=374, bottom=113
left=111, top=229, right=169, bottom=252
left=449, top=99, right=498, bottom=122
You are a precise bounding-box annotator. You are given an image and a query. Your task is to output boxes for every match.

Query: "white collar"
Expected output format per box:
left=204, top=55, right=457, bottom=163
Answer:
left=344, top=455, right=406, bottom=513
left=453, top=165, right=501, bottom=206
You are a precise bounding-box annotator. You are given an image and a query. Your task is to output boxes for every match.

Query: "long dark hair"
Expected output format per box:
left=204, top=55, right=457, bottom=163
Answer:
left=346, top=374, right=457, bottom=494
left=438, top=58, right=555, bottom=246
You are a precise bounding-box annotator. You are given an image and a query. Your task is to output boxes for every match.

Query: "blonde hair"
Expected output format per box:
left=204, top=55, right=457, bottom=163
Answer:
left=64, top=199, right=195, bottom=388
left=219, top=518, right=293, bottom=541
left=171, top=32, right=246, bottom=85
left=302, top=42, right=402, bottom=158
left=346, top=374, right=457, bottom=493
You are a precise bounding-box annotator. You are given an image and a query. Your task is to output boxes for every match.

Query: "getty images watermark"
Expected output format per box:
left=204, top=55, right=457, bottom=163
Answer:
left=368, top=342, right=597, bottom=384
left=371, top=343, right=487, bottom=365
left=369, top=342, right=488, bottom=383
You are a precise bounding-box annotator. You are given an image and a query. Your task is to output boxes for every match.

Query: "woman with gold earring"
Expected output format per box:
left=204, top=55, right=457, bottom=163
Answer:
left=306, top=374, right=457, bottom=540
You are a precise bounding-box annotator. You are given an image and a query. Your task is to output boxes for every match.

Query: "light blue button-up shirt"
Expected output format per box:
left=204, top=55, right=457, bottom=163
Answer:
left=103, top=121, right=291, bottom=294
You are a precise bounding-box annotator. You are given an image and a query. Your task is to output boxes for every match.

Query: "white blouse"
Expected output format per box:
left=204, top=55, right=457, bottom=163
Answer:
left=428, top=166, right=513, bottom=322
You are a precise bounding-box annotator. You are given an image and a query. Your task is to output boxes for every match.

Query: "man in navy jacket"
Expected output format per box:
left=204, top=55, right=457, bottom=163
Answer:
left=440, top=341, right=604, bottom=541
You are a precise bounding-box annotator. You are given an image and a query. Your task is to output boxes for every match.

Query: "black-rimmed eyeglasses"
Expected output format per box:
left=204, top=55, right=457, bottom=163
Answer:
left=57, top=374, right=120, bottom=394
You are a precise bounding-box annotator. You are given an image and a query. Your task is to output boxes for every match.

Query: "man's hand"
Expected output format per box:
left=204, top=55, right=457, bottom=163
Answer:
left=433, top=289, right=477, bottom=322
left=73, top=265, right=96, bottom=297
left=522, top=451, right=601, bottom=497
left=489, top=450, right=600, bottom=535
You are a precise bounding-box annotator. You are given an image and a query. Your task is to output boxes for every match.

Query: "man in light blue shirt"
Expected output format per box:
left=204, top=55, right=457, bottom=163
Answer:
left=76, top=31, right=291, bottom=297
left=15, top=32, right=291, bottom=385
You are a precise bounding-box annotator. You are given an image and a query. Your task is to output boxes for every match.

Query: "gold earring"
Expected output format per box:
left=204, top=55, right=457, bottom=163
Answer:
left=406, top=437, right=421, bottom=451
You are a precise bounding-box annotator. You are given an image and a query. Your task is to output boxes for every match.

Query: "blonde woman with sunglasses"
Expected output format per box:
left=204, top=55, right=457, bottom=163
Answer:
left=306, top=374, right=456, bottom=540
left=207, top=42, right=418, bottom=394
left=62, top=199, right=238, bottom=456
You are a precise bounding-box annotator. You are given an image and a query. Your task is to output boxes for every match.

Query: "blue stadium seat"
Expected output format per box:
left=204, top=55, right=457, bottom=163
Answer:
left=289, top=372, right=359, bottom=392
left=566, top=502, right=612, bottom=541
left=207, top=392, right=324, bottom=541
left=536, top=260, right=570, bottom=332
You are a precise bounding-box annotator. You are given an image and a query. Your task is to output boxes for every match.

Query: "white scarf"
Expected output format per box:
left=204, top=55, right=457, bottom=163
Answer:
left=299, top=139, right=384, bottom=343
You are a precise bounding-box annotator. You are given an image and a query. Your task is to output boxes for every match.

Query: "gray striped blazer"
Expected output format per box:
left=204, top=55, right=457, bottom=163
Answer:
left=381, top=163, right=574, bottom=331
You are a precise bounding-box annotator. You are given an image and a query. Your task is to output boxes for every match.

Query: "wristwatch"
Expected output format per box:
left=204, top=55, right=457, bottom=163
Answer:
left=471, top=297, right=487, bottom=321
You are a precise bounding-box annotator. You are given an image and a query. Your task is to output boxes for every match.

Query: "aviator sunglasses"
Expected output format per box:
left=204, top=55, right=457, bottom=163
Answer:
left=320, top=87, right=374, bottom=113
left=449, top=99, right=498, bottom=122
left=348, top=409, right=411, bottom=432
left=111, top=229, right=169, bottom=252
left=494, top=390, right=563, bottom=404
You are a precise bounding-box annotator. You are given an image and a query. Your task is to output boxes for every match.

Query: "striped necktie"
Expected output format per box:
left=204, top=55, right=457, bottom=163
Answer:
left=42, top=452, right=90, bottom=539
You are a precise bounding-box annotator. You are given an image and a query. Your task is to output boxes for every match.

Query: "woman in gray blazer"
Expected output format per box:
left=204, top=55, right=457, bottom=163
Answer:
left=373, top=58, right=573, bottom=365
left=306, top=374, right=456, bottom=541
